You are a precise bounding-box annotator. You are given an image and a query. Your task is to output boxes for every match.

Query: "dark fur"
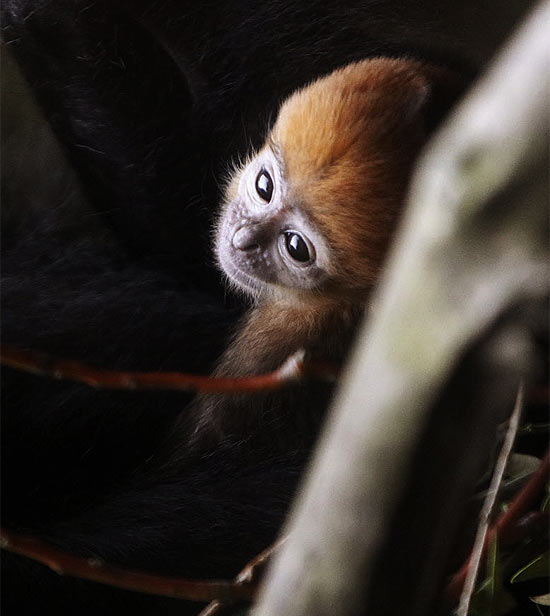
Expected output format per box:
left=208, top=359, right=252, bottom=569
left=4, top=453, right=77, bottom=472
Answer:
left=1, top=1, right=473, bottom=614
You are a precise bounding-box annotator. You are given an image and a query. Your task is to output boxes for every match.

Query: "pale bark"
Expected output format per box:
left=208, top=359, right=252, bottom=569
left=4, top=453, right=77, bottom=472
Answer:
left=254, top=3, right=549, bottom=615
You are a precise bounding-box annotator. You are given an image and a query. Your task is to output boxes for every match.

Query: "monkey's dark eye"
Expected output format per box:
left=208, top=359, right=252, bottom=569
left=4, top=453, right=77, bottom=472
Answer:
left=284, top=232, right=310, bottom=262
left=255, top=168, right=273, bottom=202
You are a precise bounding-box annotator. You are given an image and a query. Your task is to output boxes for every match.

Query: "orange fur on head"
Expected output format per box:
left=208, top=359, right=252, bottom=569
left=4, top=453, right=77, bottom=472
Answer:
left=191, top=57, right=465, bottom=444
left=272, top=57, right=449, bottom=293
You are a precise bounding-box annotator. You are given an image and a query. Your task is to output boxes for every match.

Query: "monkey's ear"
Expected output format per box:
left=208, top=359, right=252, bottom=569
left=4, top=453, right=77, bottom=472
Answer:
left=399, top=73, right=431, bottom=123
left=364, top=58, right=466, bottom=133
left=414, top=62, right=468, bottom=133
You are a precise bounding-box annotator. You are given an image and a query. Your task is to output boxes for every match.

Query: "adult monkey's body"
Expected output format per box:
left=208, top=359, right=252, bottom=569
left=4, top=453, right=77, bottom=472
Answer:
left=2, top=2, right=491, bottom=614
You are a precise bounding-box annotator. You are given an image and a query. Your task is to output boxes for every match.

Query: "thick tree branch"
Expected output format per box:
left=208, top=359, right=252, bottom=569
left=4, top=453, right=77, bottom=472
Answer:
left=254, top=4, right=549, bottom=616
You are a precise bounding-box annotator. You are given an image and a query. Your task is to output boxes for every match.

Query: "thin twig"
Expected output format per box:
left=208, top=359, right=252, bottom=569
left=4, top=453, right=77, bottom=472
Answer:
left=456, top=382, right=524, bottom=616
left=491, top=450, right=550, bottom=544
left=0, top=528, right=257, bottom=603
left=198, top=600, right=226, bottom=616
left=443, top=431, right=550, bottom=609
left=1, top=344, right=338, bottom=394
left=198, top=539, right=287, bottom=616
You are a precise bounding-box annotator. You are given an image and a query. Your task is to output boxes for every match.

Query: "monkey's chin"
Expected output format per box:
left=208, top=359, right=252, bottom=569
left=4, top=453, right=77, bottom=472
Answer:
left=218, top=255, right=268, bottom=300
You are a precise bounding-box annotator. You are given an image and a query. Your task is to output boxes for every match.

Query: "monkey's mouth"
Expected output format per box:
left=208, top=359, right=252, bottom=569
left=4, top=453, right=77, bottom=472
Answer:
left=217, top=248, right=267, bottom=296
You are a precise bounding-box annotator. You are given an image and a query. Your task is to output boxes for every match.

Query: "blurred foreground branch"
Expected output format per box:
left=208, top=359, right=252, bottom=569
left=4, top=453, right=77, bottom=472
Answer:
left=255, top=3, right=549, bottom=616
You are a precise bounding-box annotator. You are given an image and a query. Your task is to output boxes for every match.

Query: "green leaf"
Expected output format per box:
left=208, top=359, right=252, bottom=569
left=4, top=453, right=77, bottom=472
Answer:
left=468, top=538, right=517, bottom=616
left=518, top=423, right=550, bottom=436
left=510, top=552, right=549, bottom=584
left=505, top=454, right=541, bottom=480
left=530, top=594, right=550, bottom=606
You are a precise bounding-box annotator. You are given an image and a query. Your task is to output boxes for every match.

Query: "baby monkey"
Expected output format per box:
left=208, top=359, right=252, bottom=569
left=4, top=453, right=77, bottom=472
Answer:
left=193, top=57, right=463, bottom=444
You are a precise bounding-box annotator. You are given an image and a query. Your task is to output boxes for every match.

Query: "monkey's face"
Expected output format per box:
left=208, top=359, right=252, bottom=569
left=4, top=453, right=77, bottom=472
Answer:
left=215, top=145, right=332, bottom=301
left=216, top=57, right=452, bottom=304
left=215, top=137, right=397, bottom=305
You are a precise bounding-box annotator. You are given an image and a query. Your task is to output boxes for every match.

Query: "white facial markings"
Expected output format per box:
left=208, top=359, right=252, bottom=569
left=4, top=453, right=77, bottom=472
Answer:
left=216, top=143, right=334, bottom=297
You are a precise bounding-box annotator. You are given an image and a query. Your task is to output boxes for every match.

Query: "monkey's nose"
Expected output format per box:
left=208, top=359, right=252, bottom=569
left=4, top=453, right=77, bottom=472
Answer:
left=232, top=225, right=262, bottom=252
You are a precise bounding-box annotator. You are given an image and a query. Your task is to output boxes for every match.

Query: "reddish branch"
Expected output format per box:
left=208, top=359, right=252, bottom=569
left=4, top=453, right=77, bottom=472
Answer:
left=0, top=344, right=338, bottom=394
left=0, top=528, right=257, bottom=603
left=198, top=539, right=286, bottom=616
left=4, top=346, right=546, bottom=609
left=442, top=449, right=550, bottom=609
